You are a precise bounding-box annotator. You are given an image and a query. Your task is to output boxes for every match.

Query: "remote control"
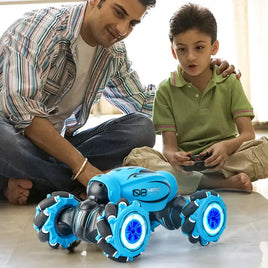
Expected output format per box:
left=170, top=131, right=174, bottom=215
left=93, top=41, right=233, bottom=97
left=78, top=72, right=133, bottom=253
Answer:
left=183, top=152, right=216, bottom=172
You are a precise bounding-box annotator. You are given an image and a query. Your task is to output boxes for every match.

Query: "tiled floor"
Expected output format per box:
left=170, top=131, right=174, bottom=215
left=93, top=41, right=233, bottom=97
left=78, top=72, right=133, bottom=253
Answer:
left=0, top=116, right=267, bottom=268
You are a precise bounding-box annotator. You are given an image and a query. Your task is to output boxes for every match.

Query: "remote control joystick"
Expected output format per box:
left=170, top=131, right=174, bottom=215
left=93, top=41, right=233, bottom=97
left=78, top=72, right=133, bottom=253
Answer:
left=183, top=152, right=216, bottom=172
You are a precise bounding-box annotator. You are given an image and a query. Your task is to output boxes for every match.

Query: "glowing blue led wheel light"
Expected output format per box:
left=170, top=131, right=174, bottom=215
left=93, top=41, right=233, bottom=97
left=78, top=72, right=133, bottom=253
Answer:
left=203, top=202, right=225, bottom=236
left=98, top=200, right=151, bottom=261
left=182, top=192, right=227, bottom=245
left=120, top=214, right=147, bottom=250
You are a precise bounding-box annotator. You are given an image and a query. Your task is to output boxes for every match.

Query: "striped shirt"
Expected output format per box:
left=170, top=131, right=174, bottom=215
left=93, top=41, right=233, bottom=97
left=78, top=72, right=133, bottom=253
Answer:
left=0, top=2, right=155, bottom=136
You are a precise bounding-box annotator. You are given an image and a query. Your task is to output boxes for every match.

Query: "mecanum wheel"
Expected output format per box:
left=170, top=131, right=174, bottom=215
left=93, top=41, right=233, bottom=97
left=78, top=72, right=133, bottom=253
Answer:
left=34, top=193, right=80, bottom=249
left=181, top=191, right=227, bottom=246
left=96, top=199, right=151, bottom=262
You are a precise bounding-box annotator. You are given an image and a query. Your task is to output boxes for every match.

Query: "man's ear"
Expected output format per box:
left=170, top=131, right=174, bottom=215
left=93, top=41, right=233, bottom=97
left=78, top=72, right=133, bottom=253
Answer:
left=211, top=40, right=219, bottom=55
left=171, top=45, right=178, bottom=60
left=88, top=0, right=101, bottom=8
left=97, top=0, right=106, bottom=9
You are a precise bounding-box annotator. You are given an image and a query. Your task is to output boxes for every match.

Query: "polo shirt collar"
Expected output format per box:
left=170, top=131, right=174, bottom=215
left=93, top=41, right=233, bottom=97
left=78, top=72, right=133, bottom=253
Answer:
left=170, top=65, right=228, bottom=88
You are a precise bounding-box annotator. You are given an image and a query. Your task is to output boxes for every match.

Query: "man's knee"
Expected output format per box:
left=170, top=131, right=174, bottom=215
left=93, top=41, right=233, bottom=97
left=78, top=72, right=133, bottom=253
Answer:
left=129, top=113, right=155, bottom=148
left=0, top=116, right=18, bottom=153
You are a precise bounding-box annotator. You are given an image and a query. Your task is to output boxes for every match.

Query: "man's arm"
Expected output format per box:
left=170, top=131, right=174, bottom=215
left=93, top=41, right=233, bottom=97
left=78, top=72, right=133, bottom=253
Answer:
left=102, top=43, right=155, bottom=118
left=24, top=117, right=102, bottom=187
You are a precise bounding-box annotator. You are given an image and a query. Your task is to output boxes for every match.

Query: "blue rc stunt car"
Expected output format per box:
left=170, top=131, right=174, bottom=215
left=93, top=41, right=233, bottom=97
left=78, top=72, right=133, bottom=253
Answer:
left=33, top=166, right=227, bottom=262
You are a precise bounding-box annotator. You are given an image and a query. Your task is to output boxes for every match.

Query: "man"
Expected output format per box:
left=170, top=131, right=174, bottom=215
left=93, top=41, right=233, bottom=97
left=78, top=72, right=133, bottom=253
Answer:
left=0, top=0, right=235, bottom=205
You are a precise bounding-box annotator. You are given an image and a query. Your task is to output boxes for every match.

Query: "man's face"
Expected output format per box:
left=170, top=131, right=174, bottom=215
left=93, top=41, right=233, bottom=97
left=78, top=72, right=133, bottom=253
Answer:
left=81, top=0, right=147, bottom=47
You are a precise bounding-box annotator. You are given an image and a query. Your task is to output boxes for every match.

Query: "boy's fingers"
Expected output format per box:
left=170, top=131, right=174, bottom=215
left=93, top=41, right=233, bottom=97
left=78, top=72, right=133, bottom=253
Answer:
left=182, top=160, right=195, bottom=167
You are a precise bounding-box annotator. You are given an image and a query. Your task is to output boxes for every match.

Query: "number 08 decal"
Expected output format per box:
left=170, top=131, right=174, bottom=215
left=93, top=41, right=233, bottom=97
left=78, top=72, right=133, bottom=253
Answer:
left=133, top=189, right=147, bottom=197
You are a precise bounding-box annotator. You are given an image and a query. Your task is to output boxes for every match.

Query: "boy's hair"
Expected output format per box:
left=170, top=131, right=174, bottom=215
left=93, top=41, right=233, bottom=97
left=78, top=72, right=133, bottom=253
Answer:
left=169, top=3, right=217, bottom=44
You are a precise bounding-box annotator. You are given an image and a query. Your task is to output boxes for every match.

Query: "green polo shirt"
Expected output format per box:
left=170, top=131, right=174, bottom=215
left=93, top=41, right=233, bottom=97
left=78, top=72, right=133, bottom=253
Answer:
left=153, top=66, right=255, bottom=154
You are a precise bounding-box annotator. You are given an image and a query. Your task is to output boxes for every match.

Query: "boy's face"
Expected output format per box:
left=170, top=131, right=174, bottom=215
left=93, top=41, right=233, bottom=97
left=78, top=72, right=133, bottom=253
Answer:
left=81, top=0, right=147, bottom=47
left=171, top=29, right=219, bottom=77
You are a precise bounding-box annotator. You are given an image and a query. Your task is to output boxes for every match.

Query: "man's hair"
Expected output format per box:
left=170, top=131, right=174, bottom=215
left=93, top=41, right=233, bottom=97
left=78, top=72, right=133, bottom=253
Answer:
left=138, top=0, right=156, bottom=8
left=169, top=3, right=217, bottom=44
left=97, top=0, right=156, bottom=9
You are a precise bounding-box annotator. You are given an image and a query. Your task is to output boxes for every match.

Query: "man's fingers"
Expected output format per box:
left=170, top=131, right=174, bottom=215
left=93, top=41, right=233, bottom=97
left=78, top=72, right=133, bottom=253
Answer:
left=220, top=64, right=234, bottom=77
left=210, top=58, right=220, bottom=65
left=216, top=62, right=241, bottom=80
left=211, top=58, right=230, bottom=74
left=235, top=68, right=241, bottom=79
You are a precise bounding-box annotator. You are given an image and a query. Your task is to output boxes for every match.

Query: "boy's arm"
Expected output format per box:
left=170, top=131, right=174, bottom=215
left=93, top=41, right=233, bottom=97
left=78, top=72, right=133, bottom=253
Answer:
left=204, top=116, right=255, bottom=168
left=223, top=116, right=255, bottom=154
left=162, top=131, right=194, bottom=171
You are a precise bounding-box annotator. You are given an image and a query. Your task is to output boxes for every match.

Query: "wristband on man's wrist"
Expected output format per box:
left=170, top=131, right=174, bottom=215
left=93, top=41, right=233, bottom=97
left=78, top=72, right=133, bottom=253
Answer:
left=71, top=157, right=88, bottom=181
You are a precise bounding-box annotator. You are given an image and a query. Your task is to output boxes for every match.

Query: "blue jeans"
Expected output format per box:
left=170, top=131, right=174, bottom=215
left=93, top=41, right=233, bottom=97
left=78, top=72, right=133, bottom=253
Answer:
left=0, top=113, right=155, bottom=199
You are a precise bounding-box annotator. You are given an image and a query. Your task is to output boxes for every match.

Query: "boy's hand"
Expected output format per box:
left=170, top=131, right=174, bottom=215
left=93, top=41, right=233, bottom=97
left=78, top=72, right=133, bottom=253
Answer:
left=166, top=151, right=194, bottom=173
left=211, top=58, right=241, bottom=79
left=201, top=142, right=227, bottom=170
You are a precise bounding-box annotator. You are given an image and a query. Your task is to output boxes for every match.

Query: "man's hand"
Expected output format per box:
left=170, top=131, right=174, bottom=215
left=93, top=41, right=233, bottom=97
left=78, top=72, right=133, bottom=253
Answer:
left=211, top=58, right=241, bottom=79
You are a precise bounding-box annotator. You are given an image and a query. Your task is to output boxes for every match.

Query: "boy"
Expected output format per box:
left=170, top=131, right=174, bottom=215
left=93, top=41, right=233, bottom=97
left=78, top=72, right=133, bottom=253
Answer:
left=124, top=3, right=268, bottom=194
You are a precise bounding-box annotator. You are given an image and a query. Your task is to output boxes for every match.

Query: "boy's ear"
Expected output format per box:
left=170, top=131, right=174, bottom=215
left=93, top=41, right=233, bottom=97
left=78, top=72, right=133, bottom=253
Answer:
left=211, top=40, right=219, bottom=55
left=171, top=45, right=178, bottom=60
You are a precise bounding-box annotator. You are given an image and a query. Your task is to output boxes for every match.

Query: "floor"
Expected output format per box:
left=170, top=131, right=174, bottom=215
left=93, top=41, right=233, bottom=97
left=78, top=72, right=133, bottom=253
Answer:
left=0, top=115, right=267, bottom=268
